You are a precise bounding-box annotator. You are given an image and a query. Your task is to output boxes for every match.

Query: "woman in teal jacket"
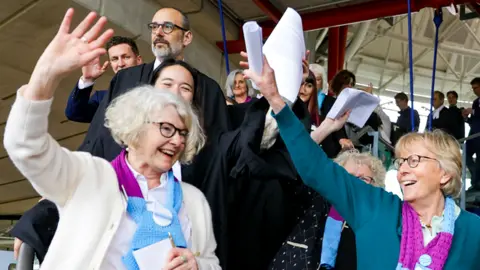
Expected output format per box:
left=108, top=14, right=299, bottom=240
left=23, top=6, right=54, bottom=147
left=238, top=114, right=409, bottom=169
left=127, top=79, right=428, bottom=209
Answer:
left=241, top=54, right=480, bottom=270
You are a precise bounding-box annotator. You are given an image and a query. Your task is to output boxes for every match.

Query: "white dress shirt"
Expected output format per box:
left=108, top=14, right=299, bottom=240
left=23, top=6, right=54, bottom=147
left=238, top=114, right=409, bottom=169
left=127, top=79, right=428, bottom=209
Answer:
left=100, top=157, right=191, bottom=270
left=432, top=105, right=445, bottom=120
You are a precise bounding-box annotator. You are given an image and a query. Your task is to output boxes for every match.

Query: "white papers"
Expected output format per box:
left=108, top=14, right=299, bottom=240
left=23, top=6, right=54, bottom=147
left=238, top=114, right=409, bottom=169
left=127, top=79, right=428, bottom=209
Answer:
left=263, top=8, right=305, bottom=104
left=133, top=239, right=172, bottom=270
left=326, top=88, right=380, bottom=128
left=243, top=21, right=263, bottom=89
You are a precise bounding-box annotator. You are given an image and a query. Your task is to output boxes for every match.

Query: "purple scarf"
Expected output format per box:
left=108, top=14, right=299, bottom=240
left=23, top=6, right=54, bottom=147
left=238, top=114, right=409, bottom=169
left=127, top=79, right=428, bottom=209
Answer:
left=110, top=150, right=179, bottom=198
left=396, top=197, right=455, bottom=270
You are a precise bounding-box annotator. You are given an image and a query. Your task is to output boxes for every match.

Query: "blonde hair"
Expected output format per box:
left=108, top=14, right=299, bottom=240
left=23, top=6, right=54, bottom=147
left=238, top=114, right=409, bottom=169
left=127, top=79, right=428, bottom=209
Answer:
left=104, top=85, right=205, bottom=164
left=334, top=149, right=386, bottom=188
left=395, top=130, right=462, bottom=198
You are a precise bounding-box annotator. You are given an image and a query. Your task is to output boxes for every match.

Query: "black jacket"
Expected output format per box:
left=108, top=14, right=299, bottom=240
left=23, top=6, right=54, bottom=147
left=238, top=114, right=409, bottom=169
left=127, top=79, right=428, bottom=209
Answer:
left=426, top=107, right=457, bottom=139
left=319, top=96, right=348, bottom=158
left=270, top=192, right=357, bottom=270
left=9, top=200, right=59, bottom=264
left=449, top=105, right=466, bottom=140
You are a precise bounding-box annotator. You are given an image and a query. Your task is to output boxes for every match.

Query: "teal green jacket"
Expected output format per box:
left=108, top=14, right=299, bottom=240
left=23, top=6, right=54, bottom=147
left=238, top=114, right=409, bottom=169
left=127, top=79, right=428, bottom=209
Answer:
left=273, top=105, right=480, bottom=269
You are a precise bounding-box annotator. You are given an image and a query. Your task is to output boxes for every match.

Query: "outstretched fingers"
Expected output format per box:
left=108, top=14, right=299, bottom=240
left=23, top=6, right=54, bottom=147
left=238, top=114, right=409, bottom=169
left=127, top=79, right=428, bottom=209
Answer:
left=71, top=11, right=98, bottom=38
left=79, top=48, right=108, bottom=67
left=58, top=8, right=74, bottom=34
left=88, top=28, right=114, bottom=51
left=82, top=16, right=108, bottom=43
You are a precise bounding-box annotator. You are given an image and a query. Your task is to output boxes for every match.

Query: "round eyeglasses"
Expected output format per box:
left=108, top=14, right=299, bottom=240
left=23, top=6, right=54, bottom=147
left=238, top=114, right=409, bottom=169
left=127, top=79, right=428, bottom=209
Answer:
left=147, top=22, right=188, bottom=34
left=148, top=122, right=188, bottom=139
left=393, top=154, right=437, bottom=169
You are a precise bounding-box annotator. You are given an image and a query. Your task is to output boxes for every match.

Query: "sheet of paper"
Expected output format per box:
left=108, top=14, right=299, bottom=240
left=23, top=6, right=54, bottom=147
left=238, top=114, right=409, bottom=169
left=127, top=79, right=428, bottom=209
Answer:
left=243, top=21, right=263, bottom=89
left=326, top=88, right=380, bottom=128
left=133, top=239, right=172, bottom=270
left=263, top=8, right=305, bottom=103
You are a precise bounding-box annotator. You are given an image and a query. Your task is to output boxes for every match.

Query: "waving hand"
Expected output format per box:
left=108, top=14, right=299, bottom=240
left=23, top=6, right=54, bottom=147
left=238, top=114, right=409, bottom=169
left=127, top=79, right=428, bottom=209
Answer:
left=24, top=8, right=114, bottom=100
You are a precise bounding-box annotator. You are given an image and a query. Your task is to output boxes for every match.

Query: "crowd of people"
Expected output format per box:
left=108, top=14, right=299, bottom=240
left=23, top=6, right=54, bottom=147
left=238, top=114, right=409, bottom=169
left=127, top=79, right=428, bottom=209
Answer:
left=4, top=5, right=480, bottom=270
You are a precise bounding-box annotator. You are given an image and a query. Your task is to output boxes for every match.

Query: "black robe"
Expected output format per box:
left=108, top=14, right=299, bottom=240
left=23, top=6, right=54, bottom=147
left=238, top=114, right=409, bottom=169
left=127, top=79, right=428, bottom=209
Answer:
left=9, top=200, right=58, bottom=264
left=319, top=96, right=348, bottom=158
left=214, top=98, right=313, bottom=270
left=270, top=191, right=357, bottom=270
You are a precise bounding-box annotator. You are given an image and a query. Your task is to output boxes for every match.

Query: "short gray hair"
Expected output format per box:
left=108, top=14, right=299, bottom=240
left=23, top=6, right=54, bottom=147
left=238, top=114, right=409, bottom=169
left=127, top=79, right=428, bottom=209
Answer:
left=225, top=69, right=255, bottom=97
left=334, top=149, right=386, bottom=188
left=104, top=85, right=205, bottom=164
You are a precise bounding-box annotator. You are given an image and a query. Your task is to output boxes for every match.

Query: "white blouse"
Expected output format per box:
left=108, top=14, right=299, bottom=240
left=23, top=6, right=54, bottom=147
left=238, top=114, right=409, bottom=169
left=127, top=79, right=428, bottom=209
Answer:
left=100, top=159, right=191, bottom=270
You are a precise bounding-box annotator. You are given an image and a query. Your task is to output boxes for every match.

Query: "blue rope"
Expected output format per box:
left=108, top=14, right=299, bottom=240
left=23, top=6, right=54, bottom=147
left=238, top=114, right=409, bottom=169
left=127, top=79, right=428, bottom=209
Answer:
left=217, top=0, right=230, bottom=74
left=428, top=9, right=443, bottom=131
left=407, top=0, right=416, bottom=132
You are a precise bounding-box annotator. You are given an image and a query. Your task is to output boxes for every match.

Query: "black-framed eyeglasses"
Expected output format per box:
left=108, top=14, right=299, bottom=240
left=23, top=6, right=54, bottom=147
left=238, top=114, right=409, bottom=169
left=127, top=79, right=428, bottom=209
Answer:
left=393, top=154, right=437, bottom=169
left=147, top=22, right=188, bottom=34
left=148, top=122, right=188, bottom=139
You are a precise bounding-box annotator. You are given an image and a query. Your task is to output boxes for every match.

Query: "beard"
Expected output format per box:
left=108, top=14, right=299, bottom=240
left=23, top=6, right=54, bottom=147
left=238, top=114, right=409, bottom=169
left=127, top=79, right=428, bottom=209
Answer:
left=151, top=39, right=183, bottom=60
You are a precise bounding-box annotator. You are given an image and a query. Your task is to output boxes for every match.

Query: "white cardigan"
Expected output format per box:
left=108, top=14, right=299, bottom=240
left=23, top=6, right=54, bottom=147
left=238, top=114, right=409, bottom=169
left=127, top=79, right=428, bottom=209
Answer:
left=4, top=89, right=221, bottom=270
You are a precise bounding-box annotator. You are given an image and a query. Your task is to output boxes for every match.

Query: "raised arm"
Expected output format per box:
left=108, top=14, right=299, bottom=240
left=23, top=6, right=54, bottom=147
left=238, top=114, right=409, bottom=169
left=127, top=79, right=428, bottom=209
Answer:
left=3, top=9, right=114, bottom=206
left=242, top=53, right=394, bottom=230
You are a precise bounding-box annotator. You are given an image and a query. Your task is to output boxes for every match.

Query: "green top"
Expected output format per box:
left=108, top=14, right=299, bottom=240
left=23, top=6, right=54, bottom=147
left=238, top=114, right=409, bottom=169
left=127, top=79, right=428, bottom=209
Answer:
left=273, top=105, right=480, bottom=269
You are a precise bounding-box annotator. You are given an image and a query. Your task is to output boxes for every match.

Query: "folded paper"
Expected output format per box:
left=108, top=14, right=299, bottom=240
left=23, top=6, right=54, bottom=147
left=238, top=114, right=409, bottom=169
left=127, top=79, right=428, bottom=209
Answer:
left=263, top=8, right=305, bottom=103
left=243, top=21, right=263, bottom=89
left=326, top=88, right=380, bottom=128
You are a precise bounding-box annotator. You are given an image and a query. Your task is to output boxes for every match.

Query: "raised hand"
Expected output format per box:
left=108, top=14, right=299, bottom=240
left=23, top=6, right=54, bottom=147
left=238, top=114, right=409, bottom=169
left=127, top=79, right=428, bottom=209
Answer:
left=322, top=110, right=351, bottom=133
left=240, top=52, right=282, bottom=103
left=24, top=8, right=114, bottom=100
left=301, top=50, right=310, bottom=83
left=82, top=57, right=109, bottom=82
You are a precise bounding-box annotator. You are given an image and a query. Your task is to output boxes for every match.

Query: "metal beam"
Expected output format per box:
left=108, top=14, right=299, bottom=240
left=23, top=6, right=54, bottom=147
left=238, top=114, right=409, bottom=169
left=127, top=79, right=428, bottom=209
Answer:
left=438, top=51, right=461, bottom=79
left=252, top=0, right=282, bottom=23
left=369, top=27, right=480, bottom=58
left=315, top=28, right=328, bottom=51
left=338, top=25, right=348, bottom=69
left=328, top=27, right=340, bottom=81
left=217, top=0, right=473, bottom=53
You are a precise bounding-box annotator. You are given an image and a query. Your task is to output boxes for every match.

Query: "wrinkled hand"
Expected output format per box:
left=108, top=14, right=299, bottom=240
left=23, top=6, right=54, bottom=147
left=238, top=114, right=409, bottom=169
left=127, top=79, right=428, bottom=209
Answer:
left=13, top=238, right=23, bottom=260
left=33, top=8, right=113, bottom=81
left=163, top=248, right=198, bottom=270
left=82, top=57, right=109, bottom=82
left=240, top=51, right=281, bottom=102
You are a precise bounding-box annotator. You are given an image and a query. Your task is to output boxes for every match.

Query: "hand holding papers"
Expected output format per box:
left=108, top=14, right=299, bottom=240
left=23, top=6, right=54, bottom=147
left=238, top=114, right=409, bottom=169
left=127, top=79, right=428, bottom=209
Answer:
left=243, top=21, right=263, bottom=89
left=263, top=8, right=305, bottom=104
left=326, top=88, right=380, bottom=128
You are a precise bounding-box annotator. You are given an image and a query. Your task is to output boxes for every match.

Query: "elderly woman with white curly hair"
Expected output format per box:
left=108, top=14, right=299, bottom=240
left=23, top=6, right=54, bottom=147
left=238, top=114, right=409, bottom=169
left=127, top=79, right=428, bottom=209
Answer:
left=224, top=69, right=256, bottom=105
left=4, top=9, right=220, bottom=270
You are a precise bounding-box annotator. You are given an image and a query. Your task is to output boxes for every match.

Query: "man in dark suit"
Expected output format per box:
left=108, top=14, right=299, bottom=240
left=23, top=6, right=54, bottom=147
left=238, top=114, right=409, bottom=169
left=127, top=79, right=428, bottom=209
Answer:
left=12, top=7, right=230, bottom=268
left=446, top=90, right=465, bottom=140
left=65, top=36, right=143, bottom=122
left=466, top=78, right=480, bottom=191
left=425, top=91, right=456, bottom=137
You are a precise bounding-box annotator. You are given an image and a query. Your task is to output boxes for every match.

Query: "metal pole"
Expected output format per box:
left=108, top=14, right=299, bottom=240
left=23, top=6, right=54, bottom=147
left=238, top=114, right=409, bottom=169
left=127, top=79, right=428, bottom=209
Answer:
left=217, top=0, right=230, bottom=74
